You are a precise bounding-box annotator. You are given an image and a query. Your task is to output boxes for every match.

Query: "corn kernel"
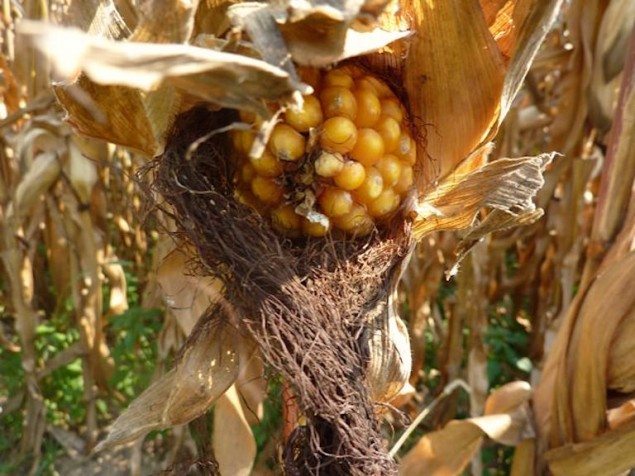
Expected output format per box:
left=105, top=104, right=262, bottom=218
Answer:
left=397, top=133, right=417, bottom=165
left=303, top=218, right=329, bottom=237
left=320, top=117, right=358, bottom=154
left=362, top=76, right=392, bottom=98
left=352, top=167, right=384, bottom=204
left=251, top=176, right=284, bottom=204
left=354, top=89, right=381, bottom=127
left=314, top=151, right=344, bottom=177
left=368, top=189, right=400, bottom=218
left=318, top=188, right=353, bottom=217
left=350, top=128, right=385, bottom=166
left=286, top=96, right=323, bottom=132
left=375, top=116, right=401, bottom=153
left=271, top=204, right=302, bottom=236
left=356, top=77, right=379, bottom=95
left=250, top=149, right=283, bottom=177
left=394, top=164, right=414, bottom=194
left=333, top=204, right=374, bottom=235
left=269, top=124, right=306, bottom=162
left=375, top=155, right=402, bottom=187
left=234, top=130, right=255, bottom=154
left=320, top=86, right=357, bottom=120
left=334, top=161, right=366, bottom=190
left=241, top=161, right=256, bottom=183
left=324, top=70, right=354, bottom=89
left=380, top=98, right=404, bottom=122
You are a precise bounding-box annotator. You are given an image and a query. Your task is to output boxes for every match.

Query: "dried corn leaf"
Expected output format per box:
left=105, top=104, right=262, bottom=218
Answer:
left=12, top=151, right=62, bottom=219
left=229, top=2, right=409, bottom=69
left=95, top=315, right=239, bottom=451
left=545, top=419, right=635, bottom=476
left=212, top=384, right=257, bottom=476
left=399, top=381, right=533, bottom=476
left=19, top=21, right=296, bottom=106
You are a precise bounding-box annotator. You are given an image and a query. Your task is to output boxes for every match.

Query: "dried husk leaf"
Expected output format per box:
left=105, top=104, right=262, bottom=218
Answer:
left=607, top=400, right=635, bottom=430
left=95, top=314, right=240, bottom=451
left=156, top=246, right=224, bottom=335
left=212, top=384, right=257, bottom=476
left=68, top=137, right=99, bottom=203
left=545, top=419, right=635, bottom=476
left=510, top=438, right=536, bottom=476
left=54, top=78, right=159, bottom=155
left=411, top=148, right=555, bottom=271
left=399, top=381, right=533, bottom=476
left=367, top=303, right=412, bottom=404
left=403, top=0, right=506, bottom=183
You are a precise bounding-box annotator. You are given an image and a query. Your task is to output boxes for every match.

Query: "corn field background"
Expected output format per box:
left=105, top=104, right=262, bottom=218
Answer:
left=1, top=0, right=635, bottom=475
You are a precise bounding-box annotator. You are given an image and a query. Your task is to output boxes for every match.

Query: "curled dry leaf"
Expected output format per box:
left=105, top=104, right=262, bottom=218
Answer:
left=95, top=314, right=240, bottom=451
left=399, top=381, right=533, bottom=475
left=411, top=148, right=555, bottom=273
left=399, top=381, right=533, bottom=476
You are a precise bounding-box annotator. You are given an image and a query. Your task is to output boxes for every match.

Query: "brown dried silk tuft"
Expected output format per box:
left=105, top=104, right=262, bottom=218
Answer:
left=149, top=106, right=411, bottom=475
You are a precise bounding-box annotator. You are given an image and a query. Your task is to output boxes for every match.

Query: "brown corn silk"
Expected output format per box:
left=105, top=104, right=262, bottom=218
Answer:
left=149, top=106, right=410, bottom=474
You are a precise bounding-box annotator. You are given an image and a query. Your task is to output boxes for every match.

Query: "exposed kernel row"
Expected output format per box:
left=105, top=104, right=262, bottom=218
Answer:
left=232, top=65, right=416, bottom=237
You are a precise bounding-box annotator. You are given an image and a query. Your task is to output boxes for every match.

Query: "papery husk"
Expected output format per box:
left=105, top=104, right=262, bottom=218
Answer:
left=399, top=381, right=534, bottom=476
left=96, top=308, right=242, bottom=451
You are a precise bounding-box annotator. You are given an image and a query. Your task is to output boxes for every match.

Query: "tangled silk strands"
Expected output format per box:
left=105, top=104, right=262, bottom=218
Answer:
left=148, top=106, right=411, bottom=475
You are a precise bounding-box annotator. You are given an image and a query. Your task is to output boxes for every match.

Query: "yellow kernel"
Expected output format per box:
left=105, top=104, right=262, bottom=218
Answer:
left=333, top=204, right=374, bottom=235
left=251, top=176, right=284, bottom=204
left=397, top=134, right=417, bottom=165
left=271, top=204, right=302, bottom=236
left=240, top=161, right=256, bottom=183
left=324, top=69, right=354, bottom=89
left=269, top=124, right=306, bottom=162
left=285, top=96, right=323, bottom=132
left=314, top=151, right=344, bottom=177
left=350, top=128, right=385, bottom=166
left=368, top=189, right=400, bottom=218
left=320, top=117, right=358, bottom=154
left=250, top=149, right=283, bottom=177
left=380, top=98, right=404, bottom=122
left=302, top=218, right=329, bottom=237
left=320, top=86, right=357, bottom=120
left=318, top=188, right=353, bottom=217
left=363, top=76, right=392, bottom=98
left=334, top=161, right=366, bottom=191
left=356, top=77, right=379, bottom=95
left=394, top=164, right=414, bottom=194
left=353, top=89, right=381, bottom=127
left=233, top=130, right=255, bottom=154
left=375, top=155, right=402, bottom=187
left=375, top=116, right=401, bottom=153
left=352, top=167, right=384, bottom=204
left=337, top=65, right=363, bottom=78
